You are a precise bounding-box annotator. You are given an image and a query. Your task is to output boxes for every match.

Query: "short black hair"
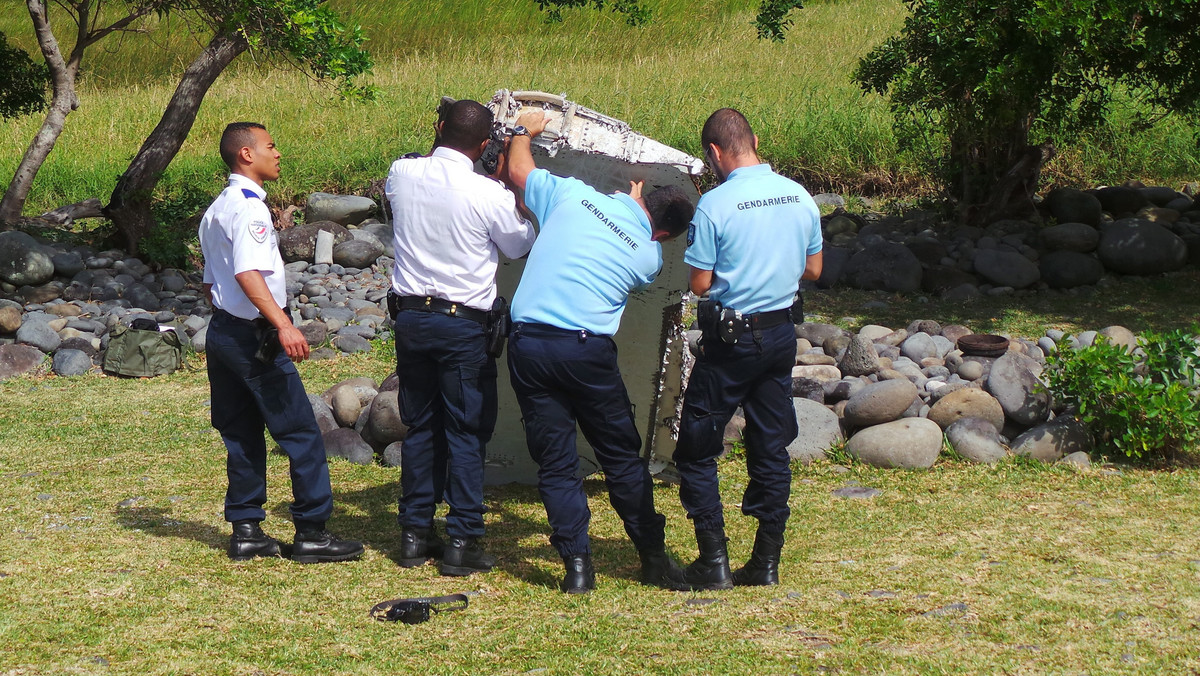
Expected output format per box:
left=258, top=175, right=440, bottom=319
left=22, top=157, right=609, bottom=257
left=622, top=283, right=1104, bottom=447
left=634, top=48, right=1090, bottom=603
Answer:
left=220, top=122, right=266, bottom=169
left=701, top=108, right=755, bottom=157
left=438, top=100, right=493, bottom=153
left=645, top=185, right=694, bottom=239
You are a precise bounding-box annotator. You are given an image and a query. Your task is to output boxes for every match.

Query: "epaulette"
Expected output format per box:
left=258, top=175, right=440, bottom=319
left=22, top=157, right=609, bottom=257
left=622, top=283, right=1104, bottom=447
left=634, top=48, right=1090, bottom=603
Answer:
left=241, top=188, right=261, bottom=200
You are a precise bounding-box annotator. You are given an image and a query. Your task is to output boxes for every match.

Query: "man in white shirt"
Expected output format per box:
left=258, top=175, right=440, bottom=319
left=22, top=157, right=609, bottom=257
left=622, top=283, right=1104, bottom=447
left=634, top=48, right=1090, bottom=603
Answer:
left=385, top=100, right=536, bottom=576
left=200, top=122, right=362, bottom=563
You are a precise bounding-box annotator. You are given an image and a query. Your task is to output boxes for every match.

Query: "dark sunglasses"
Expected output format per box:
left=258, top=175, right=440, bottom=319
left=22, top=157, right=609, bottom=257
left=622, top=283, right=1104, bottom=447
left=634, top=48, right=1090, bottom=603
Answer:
left=371, top=593, right=469, bottom=625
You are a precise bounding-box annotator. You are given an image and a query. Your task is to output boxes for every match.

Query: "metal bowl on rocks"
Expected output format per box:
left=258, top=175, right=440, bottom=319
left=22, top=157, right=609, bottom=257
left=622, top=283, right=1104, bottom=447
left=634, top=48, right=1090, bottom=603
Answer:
left=957, top=334, right=1010, bottom=358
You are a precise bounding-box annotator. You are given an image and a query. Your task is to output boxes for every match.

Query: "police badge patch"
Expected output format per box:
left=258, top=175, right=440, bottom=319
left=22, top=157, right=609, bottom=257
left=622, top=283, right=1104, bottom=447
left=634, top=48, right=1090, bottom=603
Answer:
left=686, top=224, right=695, bottom=246
left=249, top=220, right=269, bottom=243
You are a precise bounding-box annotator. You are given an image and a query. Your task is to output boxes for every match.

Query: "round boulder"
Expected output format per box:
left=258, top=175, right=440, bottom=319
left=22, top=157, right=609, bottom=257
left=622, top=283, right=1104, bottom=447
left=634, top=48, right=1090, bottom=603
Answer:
left=786, top=397, right=842, bottom=463
left=308, top=394, right=339, bottom=434
left=1039, top=250, right=1104, bottom=289
left=945, top=417, right=1007, bottom=464
left=366, top=390, right=408, bottom=447
left=332, top=333, right=371, bottom=354
left=0, top=231, right=55, bottom=286
left=844, top=378, right=918, bottom=427
left=836, top=334, right=879, bottom=377
left=927, top=387, right=1005, bottom=432
left=986, top=352, right=1051, bottom=426
left=1095, top=186, right=1148, bottom=216
left=1097, top=218, right=1188, bottom=275
left=51, top=349, right=92, bottom=376
left=16, top=321, right=61, bottom=353
left=846, top=417, right=944, bottom=469
left=1010, top=417, right=1090, bottom=462
left=1096, top=325, right=1137, bottom=352
left=844, top=242, right=923, bottom=293
left=332, top=239, right=385, bottom=269
left=331, top=386, right=362, bottom=427
left=323, top=427, right=375, bottom=465
left=0, top=306, right=21, bottom=333
left=1039, top=222, right=1100, bottom=252
left=1044, top=188, right=1102, bottom=226
left=900, top=332, right=939, bottom=362
left=0, top=343, right=46, bottom=380
left=305, top=192, right=378, bottom=226
left=973, top=249, right=1040, bottom=289
left=277, top=221, right=352, bottom=263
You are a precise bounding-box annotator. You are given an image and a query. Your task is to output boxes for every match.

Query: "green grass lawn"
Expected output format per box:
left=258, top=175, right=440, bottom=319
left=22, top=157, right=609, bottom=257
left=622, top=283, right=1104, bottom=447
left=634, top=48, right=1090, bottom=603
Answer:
left=2, top=299, right=1199, bottom=674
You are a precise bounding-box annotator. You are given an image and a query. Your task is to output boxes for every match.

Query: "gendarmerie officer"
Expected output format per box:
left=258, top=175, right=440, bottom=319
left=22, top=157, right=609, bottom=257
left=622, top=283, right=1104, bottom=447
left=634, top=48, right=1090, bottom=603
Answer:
left=385, top=100, right=536, bottom=576
left=674, top=108, right=823, bottom=589
left=199, top=122, right=363, bottom=563
left=503, top=110, right=695, bottom=594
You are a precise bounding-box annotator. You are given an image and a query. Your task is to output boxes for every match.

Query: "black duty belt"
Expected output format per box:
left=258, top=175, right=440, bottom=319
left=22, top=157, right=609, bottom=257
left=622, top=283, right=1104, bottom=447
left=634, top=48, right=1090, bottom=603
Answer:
left=742, top=308, right=792, bottom=331
left=395, top=295, right=487, bottom=324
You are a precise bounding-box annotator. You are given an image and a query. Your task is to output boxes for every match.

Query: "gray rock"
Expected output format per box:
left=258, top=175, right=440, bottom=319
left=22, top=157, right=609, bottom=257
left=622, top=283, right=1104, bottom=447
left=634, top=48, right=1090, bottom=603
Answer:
left=308, top=394, right=339, bottom=434
left=1010, top=417, right=1090, bottom=462
left=331, top=333, right=371, bottom=354
left=51, top=251, right=86, bottom=278
left=1096, top=325, right=1137, bottom=352
left=787, top=398, right=842, bottom=463
left=333, top=239, right=385, bottom=269
left=277, top=221, right=352, bottom=263
left=1039, top=250, right=1105, bottom=288
left=974, top=249, right=1040, bottom=288
left=382, top=441, right=403, bottom=468
left=987, top=352, right=1051, bottom=426
left=1097, top=218, right=1188, bottom=275
left=900, top=332, right=939, bottom=362
left=0, top=343, right=46, bottom=379
left=844, top=379, right=919, bottom=427
left=0, top=231, right=55, bottom=286
left=822, top=334, right=850, bottom=361
left=945, top=417, right=1007, bottom=463
left=836, top=334, right=879, bottom=377
left=791, top=377, right=825, bottom=402
left=927, top=387, right=1005, bottom=432
left=795, top=323, right=844, bottom=348
left=844, top=242, right=923, bottom=293
left=366, top=390, right=408, bottom=447
left=305, top=192, right=377, bottom=226
left=846, top=418, right=944, bottom=469
left=15, top=321, right=60, bottom=353
left=832, top=486, right=881, bottom=499
left=51, top=349, right=92, bottom=376
left=191, top=325, right=207, bottom=353
left=942, top=283, right=981, bottom=302
left=298, top=321, right=328, bottom=346
left=322, top=427, right=374, bottom=465
left=812, top=193, right=846, bottom=208
left=331, top=386, right=362, bottom=427
left=1095, top=186, right=1148, bottom=216
left=1061, top=451, right=1091, bottom=468
left=791, top=365, right=842, bottom=384
left=814, top=245, right=851, bottom=288
left=318, top=307, right=356, bottom=324
left=956, top=360, right=985, bottom=381
left=0, top=306, right=21, bottom=333
left=1045, top=188, right=1102, bottom=226
left=1040, top=222, right=1100, bottom=252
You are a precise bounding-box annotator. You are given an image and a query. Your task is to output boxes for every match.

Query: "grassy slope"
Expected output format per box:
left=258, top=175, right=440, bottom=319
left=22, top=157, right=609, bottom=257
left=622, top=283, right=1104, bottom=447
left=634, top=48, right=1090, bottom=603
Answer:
left=0, top=0, right=1196, bottom=219
left=1, top=341, right=1198, bottom=674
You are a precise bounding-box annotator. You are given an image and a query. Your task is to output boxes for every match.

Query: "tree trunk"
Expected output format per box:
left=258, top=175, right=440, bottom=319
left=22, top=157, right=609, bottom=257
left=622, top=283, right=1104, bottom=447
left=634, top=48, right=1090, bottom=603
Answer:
left=105, top=29, right=248, bottom=254
left=0, top=0, right=80, bottom=224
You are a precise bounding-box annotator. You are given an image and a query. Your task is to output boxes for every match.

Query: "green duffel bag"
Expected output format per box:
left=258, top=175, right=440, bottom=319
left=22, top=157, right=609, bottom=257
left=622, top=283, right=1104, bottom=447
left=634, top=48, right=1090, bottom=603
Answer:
left=102, top=324, right=185, bottom=377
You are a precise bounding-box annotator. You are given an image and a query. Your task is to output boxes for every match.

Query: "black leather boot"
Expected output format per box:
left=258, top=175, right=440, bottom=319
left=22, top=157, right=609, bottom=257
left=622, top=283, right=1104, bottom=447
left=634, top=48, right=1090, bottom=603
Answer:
left=438, top=537, right=496, bottom=576
left=638, top=548, right=689, bottom=590
left=290, top=527, right=364, bottom=564
left=731, top=530, right=784, bottom=586
left=682, top=529, right=733, bottom=590
left=228, top=520, right=281, bottom=561
left=397, top=527, right=445, bottom=568
left=560, top=553, right=595, bottom=594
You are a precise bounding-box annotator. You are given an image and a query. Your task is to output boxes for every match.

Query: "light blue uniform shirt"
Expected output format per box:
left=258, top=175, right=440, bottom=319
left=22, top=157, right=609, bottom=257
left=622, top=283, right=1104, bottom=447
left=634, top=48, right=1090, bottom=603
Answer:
left=511, top=169, right=662, bottom=336
left=684, top=163, right=822, bottom=314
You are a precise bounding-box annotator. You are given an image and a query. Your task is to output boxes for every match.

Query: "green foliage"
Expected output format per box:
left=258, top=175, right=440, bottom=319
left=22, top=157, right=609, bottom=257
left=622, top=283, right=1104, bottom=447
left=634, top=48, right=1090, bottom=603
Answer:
left=854, top=0, right=1200, bottom=208
left=1044, top=329, right=1200, bottom=461
left=145, top=184, right=211, bottom=270
left=220, top=0, right=376, bottom=100
left=0, top=30, right=47, bottom=120
left=753, top=0, right=804, bottom=41
left=535, top=0, right=651, bottom=25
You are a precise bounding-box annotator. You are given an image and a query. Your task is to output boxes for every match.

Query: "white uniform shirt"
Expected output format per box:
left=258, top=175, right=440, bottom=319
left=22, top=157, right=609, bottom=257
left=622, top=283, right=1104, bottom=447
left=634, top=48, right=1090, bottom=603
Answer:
left=385, top=147, right=536, bottom=311
left=199, top=174, right=286, bottom=320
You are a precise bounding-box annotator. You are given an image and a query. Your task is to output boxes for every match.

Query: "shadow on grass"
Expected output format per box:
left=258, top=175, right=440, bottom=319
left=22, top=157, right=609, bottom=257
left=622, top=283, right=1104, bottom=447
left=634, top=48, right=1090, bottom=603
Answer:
left=114, top=506, right=227, bottom=553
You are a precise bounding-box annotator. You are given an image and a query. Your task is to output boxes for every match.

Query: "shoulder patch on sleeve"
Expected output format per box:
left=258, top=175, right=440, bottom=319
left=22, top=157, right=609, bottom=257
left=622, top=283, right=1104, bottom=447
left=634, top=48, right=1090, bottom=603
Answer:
left=248, top=220, right=270, bottom=243
left=687, top=224, right=696, bottom=246
left=241, top=188, right=261, bottom=200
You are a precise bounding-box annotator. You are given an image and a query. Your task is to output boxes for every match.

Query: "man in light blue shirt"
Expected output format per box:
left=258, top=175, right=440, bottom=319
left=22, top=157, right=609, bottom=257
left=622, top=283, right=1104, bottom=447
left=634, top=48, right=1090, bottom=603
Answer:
left=504, top=109, right=695, bottom=594
left=675, top=108, right=823, bottom=590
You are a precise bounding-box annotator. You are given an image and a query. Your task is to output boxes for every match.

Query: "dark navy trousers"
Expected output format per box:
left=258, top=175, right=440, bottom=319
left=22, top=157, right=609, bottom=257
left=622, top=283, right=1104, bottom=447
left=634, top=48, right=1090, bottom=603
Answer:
left=206, top=309, right=333, bottom=528
left=507, top=323, right=667, bottom=558
left=675, top=321, right=798, bottom=534
left=393, top=310, right=496, bottom=540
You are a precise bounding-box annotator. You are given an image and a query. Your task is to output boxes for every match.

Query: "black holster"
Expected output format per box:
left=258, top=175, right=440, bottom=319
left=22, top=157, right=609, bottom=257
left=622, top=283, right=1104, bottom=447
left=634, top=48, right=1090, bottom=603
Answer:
left=252, top=317, right=281, bottom=364
left=698, top=298, right=743, bottom=346
left=386, top=290, right=400, bottom=319
left=485, top=297, right=511, bottom=358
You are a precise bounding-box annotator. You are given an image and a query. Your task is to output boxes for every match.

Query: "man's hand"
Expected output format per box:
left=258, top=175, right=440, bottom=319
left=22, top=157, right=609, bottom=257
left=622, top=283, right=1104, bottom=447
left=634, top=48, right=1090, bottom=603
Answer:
left=278, top=324, right=310, bottom=362
left=517, top=110, right=547, bottom=137
left=627, top=180, right=644, bottom=200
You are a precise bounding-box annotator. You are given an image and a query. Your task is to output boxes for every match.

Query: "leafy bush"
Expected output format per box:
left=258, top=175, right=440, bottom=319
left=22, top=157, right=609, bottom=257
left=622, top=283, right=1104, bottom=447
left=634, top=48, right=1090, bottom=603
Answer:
left=1044, top=329, right=1200, bottom=462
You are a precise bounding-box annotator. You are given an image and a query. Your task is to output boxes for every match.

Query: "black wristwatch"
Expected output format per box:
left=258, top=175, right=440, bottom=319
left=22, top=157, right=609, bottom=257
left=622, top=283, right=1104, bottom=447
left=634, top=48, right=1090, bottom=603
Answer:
left=510, top=125, right=529, bottom=137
